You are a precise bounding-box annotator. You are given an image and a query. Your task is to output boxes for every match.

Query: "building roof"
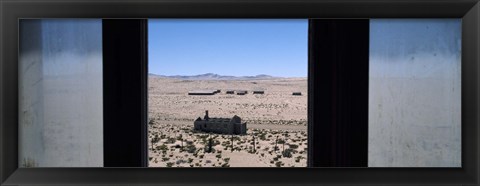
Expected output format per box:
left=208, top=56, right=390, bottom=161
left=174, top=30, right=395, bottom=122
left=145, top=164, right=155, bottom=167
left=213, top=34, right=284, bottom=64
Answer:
left=188, top=90, right=217, bottom=94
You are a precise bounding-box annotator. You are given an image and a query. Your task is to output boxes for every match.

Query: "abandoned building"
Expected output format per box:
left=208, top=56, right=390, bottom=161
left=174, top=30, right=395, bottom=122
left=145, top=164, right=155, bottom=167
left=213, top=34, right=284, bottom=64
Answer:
left=292, top=92, right=302, bottom=96
left=253, top=90, right=264, bottom=94
left=188, top=90, right=219, bottom=95
left=194, top=110, right=247, bottom=135
left=237, top=90, right=248, bottom=95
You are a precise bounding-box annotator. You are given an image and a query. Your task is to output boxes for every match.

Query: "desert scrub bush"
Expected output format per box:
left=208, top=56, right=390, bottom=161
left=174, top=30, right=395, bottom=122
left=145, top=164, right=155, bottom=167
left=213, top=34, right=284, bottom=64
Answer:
left=203, top=143, right=216, bottom=153
left=148, top=118, right=155, bottom=125
left=275, top=161, right=284, bottom=167
left=199, top=134, right=209, bottom=141
left=166, top=137, right=176, bottom=144
left=221, top=141, right=230, bottom=146
left=259, top=133, right=267, bottom=140
left=157, top=144, right=168, bottom=151
left=282, top=148, right=294, bottom=158
left=162, top=157, right=170, bottom=162
left=151, top=134, right=160, bottom=146
left=166, top=162, right=174, bottom=167
left=176, top=135, right=183, bottom=140
left=215, top=154, right=222, bottom=159
left=295, top=156, right=303, bottom=163
left=221, top=163, right=230, bottom=167
left=176, top=159, right=187, bottom=165
left=288, top=144, right=299, bottom=149
left=186, top=144, right=197, bottom=153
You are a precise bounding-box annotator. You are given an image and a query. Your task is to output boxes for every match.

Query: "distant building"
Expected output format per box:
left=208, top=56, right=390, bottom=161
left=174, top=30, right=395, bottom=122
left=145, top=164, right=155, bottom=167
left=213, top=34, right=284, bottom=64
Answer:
left=188, top=90, right=218, bottom=95
left=194, top=110, right=247, bottom=135
left=253, top=90, right=264, bottom=94
left=237, top=90, right=248, bottom=95
left=226, top=90, right=235, bottom=94
left=292, top=92, right=302, bottom=96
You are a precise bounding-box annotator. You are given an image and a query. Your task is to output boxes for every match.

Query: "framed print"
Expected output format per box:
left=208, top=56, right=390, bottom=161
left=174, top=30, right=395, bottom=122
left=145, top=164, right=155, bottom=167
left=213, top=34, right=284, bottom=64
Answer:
left=1, top=0, right=479, bottom=185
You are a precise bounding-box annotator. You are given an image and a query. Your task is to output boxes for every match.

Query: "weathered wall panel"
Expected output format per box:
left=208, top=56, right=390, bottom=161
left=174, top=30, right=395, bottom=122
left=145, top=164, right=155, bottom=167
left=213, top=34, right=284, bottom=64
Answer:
left=369, top=19, right=461, bottom=167
left=19, top=19, right=103, bottom=167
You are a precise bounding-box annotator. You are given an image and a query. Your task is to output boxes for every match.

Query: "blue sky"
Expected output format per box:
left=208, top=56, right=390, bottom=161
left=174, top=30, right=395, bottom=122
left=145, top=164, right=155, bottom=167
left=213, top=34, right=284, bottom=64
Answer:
left=148, top=19, right=308, bottom=77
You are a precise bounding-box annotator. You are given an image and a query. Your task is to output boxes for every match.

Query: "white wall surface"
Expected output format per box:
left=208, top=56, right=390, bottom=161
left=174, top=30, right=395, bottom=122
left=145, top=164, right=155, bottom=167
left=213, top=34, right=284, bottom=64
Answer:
left=369, top=19, right=461, bottom=167
left=19, top=19, right=103, bottom=167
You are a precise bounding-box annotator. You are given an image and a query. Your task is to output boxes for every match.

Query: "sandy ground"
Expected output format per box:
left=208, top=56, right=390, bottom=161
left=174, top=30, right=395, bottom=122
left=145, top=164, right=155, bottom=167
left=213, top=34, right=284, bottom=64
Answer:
left=148, top=77, right=307, bottom=167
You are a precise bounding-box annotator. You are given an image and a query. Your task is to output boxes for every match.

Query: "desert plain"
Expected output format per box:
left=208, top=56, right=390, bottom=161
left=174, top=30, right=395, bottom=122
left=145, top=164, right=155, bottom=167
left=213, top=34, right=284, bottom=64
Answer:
left=148, top=75, right=307, bottom=167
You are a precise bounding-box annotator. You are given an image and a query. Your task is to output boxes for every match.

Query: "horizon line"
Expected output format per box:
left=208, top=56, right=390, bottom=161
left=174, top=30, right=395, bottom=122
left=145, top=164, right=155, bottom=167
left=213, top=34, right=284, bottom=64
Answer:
left=148, top=72, right=307, bottom=78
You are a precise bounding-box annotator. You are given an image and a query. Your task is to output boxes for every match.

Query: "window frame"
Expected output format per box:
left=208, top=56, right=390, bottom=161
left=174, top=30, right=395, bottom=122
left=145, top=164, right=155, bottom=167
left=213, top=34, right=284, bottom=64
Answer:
left=1, top=0, right=479, bottom=185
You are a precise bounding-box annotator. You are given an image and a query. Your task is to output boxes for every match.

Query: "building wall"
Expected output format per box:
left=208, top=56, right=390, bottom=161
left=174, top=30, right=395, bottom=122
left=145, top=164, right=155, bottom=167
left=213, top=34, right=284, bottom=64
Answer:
left=233, top=123, right=247, bottom=135
left=194, top=119, right=237, bottom=134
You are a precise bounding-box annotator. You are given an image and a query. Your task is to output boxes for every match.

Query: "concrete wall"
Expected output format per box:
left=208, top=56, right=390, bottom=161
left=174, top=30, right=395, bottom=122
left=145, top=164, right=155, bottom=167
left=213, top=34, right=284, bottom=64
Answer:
left=19, top=19, right=103, bottom=167
left=368, top=19, right=461, bottom=167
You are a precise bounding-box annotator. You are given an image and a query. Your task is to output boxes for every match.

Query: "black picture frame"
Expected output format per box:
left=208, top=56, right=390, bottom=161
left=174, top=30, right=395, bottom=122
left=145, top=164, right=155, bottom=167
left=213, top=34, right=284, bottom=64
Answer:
left=1, top=0, right=479, bottom=185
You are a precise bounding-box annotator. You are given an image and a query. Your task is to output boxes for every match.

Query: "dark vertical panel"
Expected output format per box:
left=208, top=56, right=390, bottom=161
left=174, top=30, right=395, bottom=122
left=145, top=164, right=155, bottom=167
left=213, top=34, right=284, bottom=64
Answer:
left=103, top=19, right=148, bottom=167
left=462, top=3, right=479, bottom=177
left=1, top=13, right=20, bottom=183
left=308, top=19, right=369, bottom=167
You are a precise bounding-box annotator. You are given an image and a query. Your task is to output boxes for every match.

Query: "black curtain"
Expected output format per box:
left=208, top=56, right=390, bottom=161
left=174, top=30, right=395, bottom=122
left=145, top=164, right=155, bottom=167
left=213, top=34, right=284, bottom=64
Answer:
left=308, top=19, right=369, bottom=167
left=103, top=19, right=148, bottom=167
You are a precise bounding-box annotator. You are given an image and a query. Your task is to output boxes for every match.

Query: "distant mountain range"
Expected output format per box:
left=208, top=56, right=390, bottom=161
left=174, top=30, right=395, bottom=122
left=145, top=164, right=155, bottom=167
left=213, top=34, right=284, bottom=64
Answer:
left=149, top=73, right=279, bottom=80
